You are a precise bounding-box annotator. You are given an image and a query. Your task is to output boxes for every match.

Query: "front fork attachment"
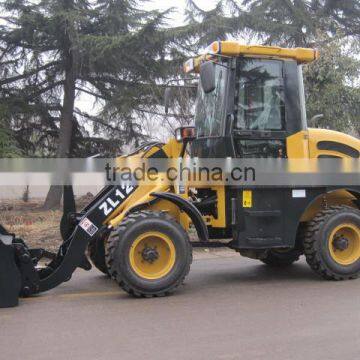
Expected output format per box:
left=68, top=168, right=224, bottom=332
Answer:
left=0, top=184, right=135, bottom=308
left=0, top=223, right=93, bottom=308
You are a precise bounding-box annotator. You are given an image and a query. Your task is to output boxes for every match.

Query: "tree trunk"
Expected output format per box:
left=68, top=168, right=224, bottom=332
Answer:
left=43, top=2, right=76, bottom=210
left=43, top=185, right=63, bottom=210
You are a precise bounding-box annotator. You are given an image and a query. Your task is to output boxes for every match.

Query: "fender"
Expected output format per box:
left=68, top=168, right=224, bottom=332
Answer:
left=151, top=192, right=209, bottom=242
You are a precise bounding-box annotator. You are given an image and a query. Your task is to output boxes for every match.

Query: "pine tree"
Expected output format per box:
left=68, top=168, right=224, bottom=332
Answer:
left=183, top=0, right=235, bottom=49
left=321, top=0, right=360, bottom=37
left=0, top=0, right=180, bottom=207
left=226, top=0, right=320, bottom=46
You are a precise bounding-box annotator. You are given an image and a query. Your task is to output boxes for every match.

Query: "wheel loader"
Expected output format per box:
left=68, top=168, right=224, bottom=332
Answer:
left=1, top=41, right=360, bottom=308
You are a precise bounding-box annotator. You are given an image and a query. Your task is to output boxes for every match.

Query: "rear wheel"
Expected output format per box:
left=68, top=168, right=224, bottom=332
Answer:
left=261, top=249, right=301, bottom=267
left=105, top=211, right=192, bottom=297
left=304, top=205, right=360, bottom=280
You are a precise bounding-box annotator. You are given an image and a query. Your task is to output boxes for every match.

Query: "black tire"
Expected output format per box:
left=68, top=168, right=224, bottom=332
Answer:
left=303, top=205, right=360, bottom=280
left=261, top=249, right=301, bottom=267
left=88, top=237, right=109, bottom=276
left=105, top=210, right=192, bottom=297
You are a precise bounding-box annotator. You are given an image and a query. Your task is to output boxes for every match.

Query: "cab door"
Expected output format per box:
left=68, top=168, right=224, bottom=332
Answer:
left=231, top=58, right=303, bottom=248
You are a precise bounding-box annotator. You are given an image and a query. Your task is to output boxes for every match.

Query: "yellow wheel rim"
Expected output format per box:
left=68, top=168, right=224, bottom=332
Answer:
left=129, top=231, right=176, bottom=280
left=328, top=223, right=360, bottom=266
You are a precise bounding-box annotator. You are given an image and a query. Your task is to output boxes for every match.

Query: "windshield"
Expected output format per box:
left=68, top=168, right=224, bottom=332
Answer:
left=195, top=63, right=227, bottom=137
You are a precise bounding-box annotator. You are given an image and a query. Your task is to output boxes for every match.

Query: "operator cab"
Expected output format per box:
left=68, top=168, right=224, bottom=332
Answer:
left=185, top=41, right=319, bottom=158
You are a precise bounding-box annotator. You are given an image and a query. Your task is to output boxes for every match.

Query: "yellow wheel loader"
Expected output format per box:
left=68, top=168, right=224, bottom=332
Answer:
left=1, top=41, right=359, bottom=307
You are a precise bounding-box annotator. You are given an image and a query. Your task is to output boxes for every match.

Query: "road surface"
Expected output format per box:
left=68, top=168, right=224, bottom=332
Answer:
left=1, top=255, right=360, bottom=360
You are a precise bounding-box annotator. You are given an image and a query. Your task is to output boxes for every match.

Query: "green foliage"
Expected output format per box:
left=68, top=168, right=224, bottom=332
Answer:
left=303, top=36, right=360, bottom=135
left=0, top=127, right=21, bottom=157
left=0, top=0, right=185, bottom=157
left=229, top=0, right=318, bottom=46
left=184, top=0, right=233, bottom=48
left=0, top=104, right=21, bottom=157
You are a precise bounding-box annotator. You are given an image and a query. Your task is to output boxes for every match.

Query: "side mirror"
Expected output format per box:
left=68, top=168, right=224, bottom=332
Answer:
left=200, top=61, right=216, bottom=94
left=164, top=87, right=172, bottom=114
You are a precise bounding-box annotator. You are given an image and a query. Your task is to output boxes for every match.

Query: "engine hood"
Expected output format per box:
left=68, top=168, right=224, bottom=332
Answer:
left=308, top=128, right=360, bottom=158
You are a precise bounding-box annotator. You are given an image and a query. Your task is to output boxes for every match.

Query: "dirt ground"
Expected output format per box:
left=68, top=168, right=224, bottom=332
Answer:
left=0, top=194, right=94, bottom=252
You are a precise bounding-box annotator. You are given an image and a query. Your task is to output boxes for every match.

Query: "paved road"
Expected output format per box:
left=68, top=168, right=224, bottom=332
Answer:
left=1, top=255, right=360, bottom=360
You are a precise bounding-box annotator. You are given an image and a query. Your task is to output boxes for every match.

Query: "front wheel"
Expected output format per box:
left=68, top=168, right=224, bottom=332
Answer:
left=105, top=211, right=192, bottom=297
left=304, top=206, right=360, bottom=280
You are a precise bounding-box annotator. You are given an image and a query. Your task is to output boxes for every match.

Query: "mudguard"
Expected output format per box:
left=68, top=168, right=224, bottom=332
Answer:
left=151, top=192, right=209, bottom=242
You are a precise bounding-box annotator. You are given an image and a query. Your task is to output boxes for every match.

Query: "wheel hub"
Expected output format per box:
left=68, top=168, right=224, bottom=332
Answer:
left=129, top=231, right=176, bottom=279
left=141, top=246, right=159, bottom=263
left=329, top=223, right=360, bottom=266
left=333, top=236, right=349, bottom=251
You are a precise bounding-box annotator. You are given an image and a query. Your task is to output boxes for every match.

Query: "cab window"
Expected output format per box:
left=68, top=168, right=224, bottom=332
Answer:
left=235, top=59, right=285, bottom=131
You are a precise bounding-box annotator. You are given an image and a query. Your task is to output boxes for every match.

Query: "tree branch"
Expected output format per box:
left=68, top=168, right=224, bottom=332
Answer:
left=135, top=108, right=193, bottom=119
left=0, top=61, right=60, bottom=86
left=75, top=86, right=109, bottom=100
left=74, top=109, right=127, bottom=133
left=26, top=80, right=64, bottom=99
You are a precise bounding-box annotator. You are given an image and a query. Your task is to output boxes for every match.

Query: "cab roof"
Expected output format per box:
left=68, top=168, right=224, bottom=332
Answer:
left=184, top=40, right=319, bottom=73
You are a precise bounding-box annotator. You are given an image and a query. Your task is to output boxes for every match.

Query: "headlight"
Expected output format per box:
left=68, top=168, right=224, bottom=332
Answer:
left=175, top=127, right=196, bottom=142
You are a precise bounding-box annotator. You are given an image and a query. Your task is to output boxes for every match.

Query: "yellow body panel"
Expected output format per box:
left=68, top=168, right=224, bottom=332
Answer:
left=107, top=183, right=170, bottom=228
left=106, top=138, right=190, bottom=229
left=210, top=41, right=319, bottom=64
left=286, top=131, right=310, bottom=158
left=287, top=129, right=359, bottom=221
left=286, top=129, right=360, bottom=159
left=308, top=128, right=360, bottom=158
left=185, top=41, right=319, bottom=73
